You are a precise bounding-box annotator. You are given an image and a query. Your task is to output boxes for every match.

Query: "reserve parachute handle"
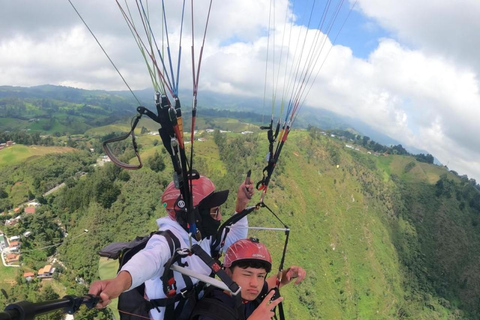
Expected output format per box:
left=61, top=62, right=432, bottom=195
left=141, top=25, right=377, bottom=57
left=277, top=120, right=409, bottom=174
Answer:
left=0, top=294, right=100, bottom=320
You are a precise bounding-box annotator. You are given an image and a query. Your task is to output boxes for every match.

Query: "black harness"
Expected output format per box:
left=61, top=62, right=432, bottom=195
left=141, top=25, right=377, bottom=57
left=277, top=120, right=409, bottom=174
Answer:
left=99, top=229, right=242, bottom=320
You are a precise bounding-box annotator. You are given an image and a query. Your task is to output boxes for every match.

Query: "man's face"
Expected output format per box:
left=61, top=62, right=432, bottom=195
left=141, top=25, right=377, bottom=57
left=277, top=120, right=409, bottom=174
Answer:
left=228, top=266, right=267, bottom=301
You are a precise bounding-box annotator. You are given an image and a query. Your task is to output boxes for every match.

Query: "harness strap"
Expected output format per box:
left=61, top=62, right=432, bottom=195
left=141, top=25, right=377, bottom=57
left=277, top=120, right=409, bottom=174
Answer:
left=191, top=245, right=240, bottom=295
left=211, top=205, right=257, bottom=257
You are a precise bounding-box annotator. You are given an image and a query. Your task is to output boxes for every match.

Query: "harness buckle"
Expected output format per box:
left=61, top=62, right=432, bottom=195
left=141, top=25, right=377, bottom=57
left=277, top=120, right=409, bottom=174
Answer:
left=180, top=287, right=191, bottom=298
left=166, top=277, right=177, bottom=298
left=176, top=248, right=191, bottom=256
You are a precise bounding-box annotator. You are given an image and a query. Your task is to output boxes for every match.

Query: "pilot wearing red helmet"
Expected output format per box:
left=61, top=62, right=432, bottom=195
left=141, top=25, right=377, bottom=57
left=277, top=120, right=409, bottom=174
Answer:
left=90, top=173, right=255, bottom=320
left=191, top=238, right=306, bottom=320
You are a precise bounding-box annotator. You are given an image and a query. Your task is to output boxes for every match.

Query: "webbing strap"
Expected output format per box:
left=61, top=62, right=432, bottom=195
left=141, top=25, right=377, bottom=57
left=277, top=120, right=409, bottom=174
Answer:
left=211, top=205, right=257, bottom=255
left=191, top=245, right=240, bottom=295
left=102, top=113, right=143, bottom=170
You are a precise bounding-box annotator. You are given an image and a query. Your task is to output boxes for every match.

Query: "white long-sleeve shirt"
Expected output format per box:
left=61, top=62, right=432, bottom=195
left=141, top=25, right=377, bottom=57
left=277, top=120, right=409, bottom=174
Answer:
left=121, top=215, right=248, bottom=320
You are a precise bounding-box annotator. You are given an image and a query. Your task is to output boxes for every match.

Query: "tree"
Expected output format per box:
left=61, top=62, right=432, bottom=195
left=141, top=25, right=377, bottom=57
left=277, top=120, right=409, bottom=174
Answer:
left=362, top=136, right=370, bottom=146
left=213, top=129, right=226, bottom=148
left=148, top=151, right=165, bottom=172
left=95, top=178, right=121, bottom=209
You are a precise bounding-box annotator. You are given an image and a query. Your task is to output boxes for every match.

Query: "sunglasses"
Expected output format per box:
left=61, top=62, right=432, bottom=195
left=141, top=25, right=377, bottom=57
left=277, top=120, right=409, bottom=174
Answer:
left=210, top=207, right=221, bottom=220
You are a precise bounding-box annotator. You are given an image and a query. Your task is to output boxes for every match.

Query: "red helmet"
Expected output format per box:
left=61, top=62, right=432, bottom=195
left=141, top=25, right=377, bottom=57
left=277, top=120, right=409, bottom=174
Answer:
left=224, top=238, right=272, bottom=272
left=161, top=175, right=228, bottom=220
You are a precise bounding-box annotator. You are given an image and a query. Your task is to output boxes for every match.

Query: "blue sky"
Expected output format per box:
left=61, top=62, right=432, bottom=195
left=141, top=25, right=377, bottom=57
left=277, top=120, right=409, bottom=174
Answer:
left=291, top=0, right=392, bottom=59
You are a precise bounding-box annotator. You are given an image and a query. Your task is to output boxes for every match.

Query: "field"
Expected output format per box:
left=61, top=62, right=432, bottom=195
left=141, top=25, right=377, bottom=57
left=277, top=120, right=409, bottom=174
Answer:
left=0, top=145, right=76, bottom=167
left=0, top=264, right=18, bottom=288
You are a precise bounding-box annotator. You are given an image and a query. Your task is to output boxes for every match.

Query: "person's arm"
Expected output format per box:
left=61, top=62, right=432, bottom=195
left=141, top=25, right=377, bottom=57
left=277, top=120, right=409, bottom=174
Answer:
left=235, top=174, right=254, bottom=213
left=265, top=266, right=306, bottom=290
left=120, top=234, right=174, bottom=289
left=224, top=179, right=255, bottom=248
left=89, top=271, right=132, bottom=308
left=88, top=234, right=173, bottom=308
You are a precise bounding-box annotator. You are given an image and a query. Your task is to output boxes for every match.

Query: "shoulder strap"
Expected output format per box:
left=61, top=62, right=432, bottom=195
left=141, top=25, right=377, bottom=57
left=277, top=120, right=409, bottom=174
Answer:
left=154, top=229, right=178, bottom=256
left=115, top=230, right=181, bottom=320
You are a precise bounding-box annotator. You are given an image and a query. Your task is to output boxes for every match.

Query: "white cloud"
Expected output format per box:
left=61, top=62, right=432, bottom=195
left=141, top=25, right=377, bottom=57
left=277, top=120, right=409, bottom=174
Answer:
left=1, top=0, right=480, bottom=182
left=354, top=0, right=480, bottom=73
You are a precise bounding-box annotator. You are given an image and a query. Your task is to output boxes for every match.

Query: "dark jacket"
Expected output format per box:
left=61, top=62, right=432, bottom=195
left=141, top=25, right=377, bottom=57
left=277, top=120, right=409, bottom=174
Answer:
left=191, top=283, right=269, bottom=320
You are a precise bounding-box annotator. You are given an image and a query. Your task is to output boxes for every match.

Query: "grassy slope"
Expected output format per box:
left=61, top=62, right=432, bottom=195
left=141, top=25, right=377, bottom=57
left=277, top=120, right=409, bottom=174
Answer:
left=0, top=145, right=76, bottom=167
left=260, top=132, right=405, bottom=319
left=0, top=265, right=18, bottom=288
left=246, top=131, right=467, bottom=319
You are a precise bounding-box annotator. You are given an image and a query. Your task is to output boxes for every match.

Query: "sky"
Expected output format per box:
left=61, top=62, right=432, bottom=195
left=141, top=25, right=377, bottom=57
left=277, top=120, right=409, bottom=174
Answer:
left=1, top=0, right=480, bottom=182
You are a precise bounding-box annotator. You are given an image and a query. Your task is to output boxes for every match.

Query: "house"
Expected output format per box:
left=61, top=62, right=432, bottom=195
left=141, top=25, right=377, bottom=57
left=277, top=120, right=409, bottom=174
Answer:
left=5, top=218, right=20, bottom=226
left=27, top=201, right=39, bottom=207
left=9, top=241, right=21, bottom=249
left=5, top=253, right=20, bottom=264
left=23, top=272, right=35, bottom=281
left=9, top=235, right=20, bottom=242
left=6, top=141, right=13, bottom=147
left=5, top=219, right=19, bottom=226
left=25, top=206, right=36, bottom=214
left=23, top=231, right=32, bottom=238
left=38, top=264, right=55, bottom=278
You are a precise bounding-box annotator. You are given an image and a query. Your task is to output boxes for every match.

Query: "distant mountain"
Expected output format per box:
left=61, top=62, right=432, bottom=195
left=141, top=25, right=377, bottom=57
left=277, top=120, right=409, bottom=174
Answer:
left=0, top=85, right=432, bottom=157
left=0, top=85, right=138, bottom=134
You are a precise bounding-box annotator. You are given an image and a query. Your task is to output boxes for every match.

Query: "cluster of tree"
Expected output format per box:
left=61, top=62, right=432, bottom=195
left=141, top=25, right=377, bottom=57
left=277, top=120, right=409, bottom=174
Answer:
left=435, top=174, right=480, bottom=212
left=0, top=131, right=55, bottom=146
left=393, top=173, right=480, bottom=317
left=307, top=126, right=435, bottom=163
left=414, top=153, right=434, bottom=164
left=0, top=152, right=96, bottom=211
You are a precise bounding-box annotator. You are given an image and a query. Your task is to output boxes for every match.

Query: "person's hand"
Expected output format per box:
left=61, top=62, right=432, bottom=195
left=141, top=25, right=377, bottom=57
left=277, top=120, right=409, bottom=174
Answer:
left=282, top=266, right=306, bottom=286
left=235, top=179, right=254, bottom=213
left=88, top=271, right=132, bottom=308
left=247, top=290, right=283, bottom=320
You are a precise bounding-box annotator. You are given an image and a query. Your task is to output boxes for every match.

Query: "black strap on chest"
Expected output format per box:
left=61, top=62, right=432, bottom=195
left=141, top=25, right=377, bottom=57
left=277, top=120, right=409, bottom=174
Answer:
left=160, top=243, right=241, bottom=319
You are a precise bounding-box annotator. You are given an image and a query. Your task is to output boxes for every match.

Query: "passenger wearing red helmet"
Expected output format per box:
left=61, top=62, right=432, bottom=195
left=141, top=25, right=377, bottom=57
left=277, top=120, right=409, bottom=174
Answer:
left=191, top=238, right=306, bottom=320
left=89, top=174, right=255, bottom=320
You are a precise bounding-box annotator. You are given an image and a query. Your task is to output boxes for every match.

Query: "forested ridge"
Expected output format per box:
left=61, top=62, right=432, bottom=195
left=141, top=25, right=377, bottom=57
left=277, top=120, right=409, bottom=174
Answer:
left=1, top=88, right=480, bottom=319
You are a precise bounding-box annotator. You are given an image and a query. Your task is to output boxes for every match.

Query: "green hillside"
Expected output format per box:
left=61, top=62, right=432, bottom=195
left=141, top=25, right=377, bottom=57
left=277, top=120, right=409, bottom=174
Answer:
left=1, top=123, right=479, bottom=319
left=0, top=85, right=138, bottom=135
